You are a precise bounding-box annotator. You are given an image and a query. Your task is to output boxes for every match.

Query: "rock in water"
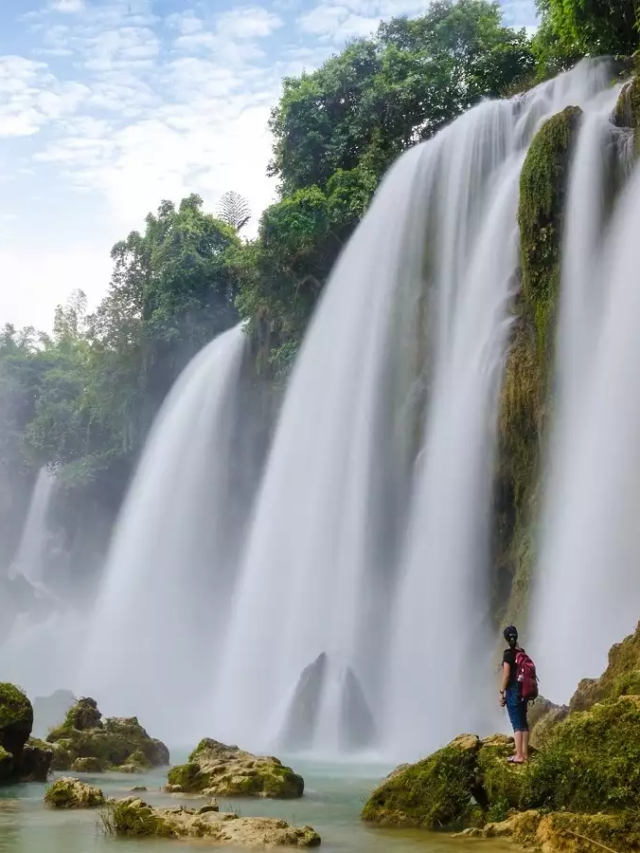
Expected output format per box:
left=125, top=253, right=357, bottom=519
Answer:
left=107, top=798, right=321, bottom=847
left=44, top=777, right=106, bottom=808
left=279, top=653, right=328, bottom=751
left=46, top=697, right=170, bottom=772
left=278, top=653, right=377, bottom=753
left=32, top=689, right=76, bottom=739
left=340, top=667, right=376, bottom=752
left=0, top=683, right=34, bottom=782
left=167, top=739, right=304, bottom=799
left=21, top=737, right=53, bottom=782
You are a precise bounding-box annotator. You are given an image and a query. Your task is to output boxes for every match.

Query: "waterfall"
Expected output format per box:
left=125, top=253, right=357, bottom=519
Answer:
left=9, top=467, right=57, bottom=587
left=211, top=61, right=615, bottom=761
left=78, top=324, right=254, bottom=739
left=531, top=95, right=640, bottom=701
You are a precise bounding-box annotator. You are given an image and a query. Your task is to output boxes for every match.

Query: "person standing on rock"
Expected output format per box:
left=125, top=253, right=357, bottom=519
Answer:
left=500, top=625, right=530, bottom=764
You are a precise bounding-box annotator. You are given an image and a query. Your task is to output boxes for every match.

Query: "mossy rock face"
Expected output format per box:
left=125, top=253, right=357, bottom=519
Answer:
left=518, top=105, right=582, bottom=364
left=613, top=75, right=640, bottom=159
left=476, top=734, right=528, bottom=822
left=479, top=809, right=640, bottom=852
left=526, top=696, right=640, bottom=813
left=0, top=745, right=13, bottom=782
left=105, top=797, right=321, bottom=846
left=168, top=739, right=304, bottom=799
left=570, top=620, right=640, bottom=712
left=0, top=683, right=34, bottom=776
left=361, top=734, right=482, bottom=828
left=20, top=737, right=53, bottom=782
left=44, top=776, right=106, bottom=808
left=46, top=698, right=169, bottom=772
left=70, top=756, right=103, bottom=773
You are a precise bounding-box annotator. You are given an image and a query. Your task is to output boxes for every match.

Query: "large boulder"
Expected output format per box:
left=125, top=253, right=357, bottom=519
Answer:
left=32, top=689, right=76, bottom=739
left=167, top=739, right=304, bottom=799
left=107, top=798, right=321, bottom=847
left=44, top=776, right=106, bottom=808
left=361, top=734, right=484, bottom=828
left=278, top=653, right=376, bottom=753
left=20, top=737, right=53, bottom=782
left=46, top=697, right=169, bottom=772
left=0, top=683, right=34, bottom=781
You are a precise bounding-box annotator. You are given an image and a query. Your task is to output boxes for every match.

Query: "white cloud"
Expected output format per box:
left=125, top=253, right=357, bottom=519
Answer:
left=50, top=0, right=85, bottom=12
left=298, top=0, right=427, bottom=40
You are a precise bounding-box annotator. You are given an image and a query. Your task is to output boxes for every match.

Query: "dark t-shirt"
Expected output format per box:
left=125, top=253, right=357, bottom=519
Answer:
left=503, top=647, right=518, bottom=690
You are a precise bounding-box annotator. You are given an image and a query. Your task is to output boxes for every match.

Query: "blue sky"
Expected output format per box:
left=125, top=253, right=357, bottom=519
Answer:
left=0, top=0, right=537, bottom=330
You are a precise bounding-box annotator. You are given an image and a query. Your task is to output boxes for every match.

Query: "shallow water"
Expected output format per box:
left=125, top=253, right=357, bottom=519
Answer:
left=0, top=760, right=512, bottom=852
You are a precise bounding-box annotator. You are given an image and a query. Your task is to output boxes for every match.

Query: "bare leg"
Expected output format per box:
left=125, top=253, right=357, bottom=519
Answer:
left=522, top=730, right=529, bottom=761
left=513, top=730, right=523, bottom=760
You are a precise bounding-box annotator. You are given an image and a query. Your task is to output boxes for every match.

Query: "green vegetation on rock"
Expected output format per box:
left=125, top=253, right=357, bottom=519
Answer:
left=46, top=697, right=169, bottom=773
left=361, top=734, right=483, bottom=828
left=570, top=618, right=640, bottom=711
left=44, top=776, right=106, bottom=809
left=102, top=797, right=321, bottom=847
left=0, top=682, right=35, bottom=782
left=168, top=739, right=304, bottom=799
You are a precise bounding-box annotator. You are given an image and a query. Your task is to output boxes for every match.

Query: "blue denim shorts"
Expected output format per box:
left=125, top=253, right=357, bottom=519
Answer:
left=506, top=686, right=529, bottom=732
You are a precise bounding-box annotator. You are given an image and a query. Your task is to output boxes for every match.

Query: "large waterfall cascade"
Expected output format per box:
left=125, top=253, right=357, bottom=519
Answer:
left=1, top=60, right=637, bottom=758
left=211, top=61, right=621, bottom=761
left=77, top=324, right=256, bottom=736
left=531, top=86, right=640, bottom=699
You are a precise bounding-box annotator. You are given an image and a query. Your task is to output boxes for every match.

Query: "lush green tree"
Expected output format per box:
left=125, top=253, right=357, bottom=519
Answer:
left=537, top=0, right=639, bottom=58
left=269, top=0, right=534, bottom=194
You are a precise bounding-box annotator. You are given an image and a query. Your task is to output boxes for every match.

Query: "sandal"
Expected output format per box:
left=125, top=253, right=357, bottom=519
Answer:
left=507, top=756, right=524, bottom=764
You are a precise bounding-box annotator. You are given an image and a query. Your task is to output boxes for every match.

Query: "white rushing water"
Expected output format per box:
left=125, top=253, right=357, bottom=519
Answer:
left=211, top=61, right=617, bottom=760
left=531, top=92, right=640, bottom=701
left=78, top=324, right=252, bottom=738
left=9, top=467, right=57, bottom=587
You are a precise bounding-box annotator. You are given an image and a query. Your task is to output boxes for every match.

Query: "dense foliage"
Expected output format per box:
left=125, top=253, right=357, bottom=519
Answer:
left=0, top=0, right=635, bottom=574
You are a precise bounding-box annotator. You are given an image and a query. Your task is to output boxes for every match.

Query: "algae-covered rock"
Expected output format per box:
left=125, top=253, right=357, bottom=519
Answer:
left=519, top=105, right=582, bottom=362
left=476, top=734, right=527, bottom=821
left=20, top=737, right=53, bottom=782
left=70, top=756, right=103, bottom=773
left=361, top=734, right=482, bottom=828
left=167, top=739, right=304, bottom=799
left=526, top=696, right=640, bottom=813
left=44, top=776, right=106, bottom=808
left=613, top=75, right=640, bottom=158
left=0, top=683, right=34, bottom=781
left=46, top=698, right=169, bottom=772
left=570, top=619, right=640, bottom=712
left=529, top=697, right=569, bottom=750
left=105, top=797, right=321, bottom=846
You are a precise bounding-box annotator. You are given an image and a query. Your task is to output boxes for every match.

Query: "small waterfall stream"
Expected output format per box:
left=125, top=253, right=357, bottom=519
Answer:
left=9, top=467, right=57, bottom=588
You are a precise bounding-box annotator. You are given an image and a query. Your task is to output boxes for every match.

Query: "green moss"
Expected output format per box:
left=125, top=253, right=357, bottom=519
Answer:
left=525, top=697, right=640, bottom=812
left=70, top=756, right=104, bottom=773
left=0, top=683, right=33, bottom=733
left=361, top=734, right=481, bottom=828
left=44, top=777, right=106, bottom=809
left=518, top=105, right=582, bottom=363
left=540, top=810, right=640, bottom=851
left=104, top=798, right=175, bottom=837
left=613, top=76, right=640, bottom=158
left=167, top=762, right=205, bottom=792
left=571, top=620, right=640, bottom=711
left=476, top=735, right=527, bottom=813
left=46, top=699, right=169, bottom=772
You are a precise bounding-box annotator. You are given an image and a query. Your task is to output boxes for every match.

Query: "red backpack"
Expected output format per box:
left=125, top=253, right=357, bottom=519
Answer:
left=515, top=648, right=539, bottom=701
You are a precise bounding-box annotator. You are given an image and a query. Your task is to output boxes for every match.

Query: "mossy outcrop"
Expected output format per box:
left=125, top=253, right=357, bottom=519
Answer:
left=105, top=797, right=321, bottom=847
left=0, top=683, right=51, bottom=783
left=361, top=733, right=485, bottom=828
left=166, top=738, right=304, bottom=799
left=364, top=625, right=640, bottom=851
left=44, top=776, right=106, bottom=808
left=614, top=74, right=640, bottom=158
left=570, top=618, right=640, bottom=712
left=46, top=697, right=169, bottom=772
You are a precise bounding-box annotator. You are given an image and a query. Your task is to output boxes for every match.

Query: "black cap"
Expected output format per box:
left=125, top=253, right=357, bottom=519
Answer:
left=503, top=625, right=518, bottom=641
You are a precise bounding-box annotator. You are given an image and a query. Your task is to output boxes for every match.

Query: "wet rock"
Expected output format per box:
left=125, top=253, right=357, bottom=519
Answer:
left=70, top=756, right=102, bottom=773
left=167, top=739, right=304, bottom=799
left=44, top=776, right=106, bottom=808
left=106, top=798, right=321, bottom=846
left=0, top=683, right=34, bottom=782
left=46, top=698, right=169, bottom=772
left=20, top=737, right=53, bottom=782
